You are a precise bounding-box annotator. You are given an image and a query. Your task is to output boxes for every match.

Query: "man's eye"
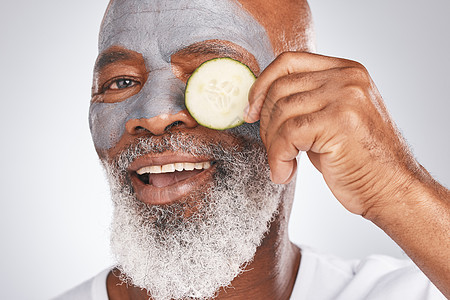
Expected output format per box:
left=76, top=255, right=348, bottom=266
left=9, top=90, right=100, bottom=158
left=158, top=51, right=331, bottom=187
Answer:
left=107, top=78, right=138, bottom=90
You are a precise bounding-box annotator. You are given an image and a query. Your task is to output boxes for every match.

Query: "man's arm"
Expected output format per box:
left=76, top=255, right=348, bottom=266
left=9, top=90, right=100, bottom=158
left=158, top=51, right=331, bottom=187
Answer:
left=245, top=51, right=450, bottom=297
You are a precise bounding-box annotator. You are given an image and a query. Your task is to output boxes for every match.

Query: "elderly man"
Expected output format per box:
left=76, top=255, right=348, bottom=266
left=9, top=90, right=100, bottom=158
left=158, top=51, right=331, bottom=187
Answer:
left=56, top=0, right=449, bottom=299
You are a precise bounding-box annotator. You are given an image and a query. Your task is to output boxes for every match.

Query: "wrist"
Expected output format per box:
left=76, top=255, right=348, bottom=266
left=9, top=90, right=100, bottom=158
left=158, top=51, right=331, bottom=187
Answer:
left=362, top=164, right=441, bottom=227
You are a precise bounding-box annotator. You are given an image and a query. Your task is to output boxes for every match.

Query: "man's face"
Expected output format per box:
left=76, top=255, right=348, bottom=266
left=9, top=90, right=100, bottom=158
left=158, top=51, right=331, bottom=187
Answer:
left=90, top=0, right=275, bottom=151
left=90, top=0, right=286, bottom=299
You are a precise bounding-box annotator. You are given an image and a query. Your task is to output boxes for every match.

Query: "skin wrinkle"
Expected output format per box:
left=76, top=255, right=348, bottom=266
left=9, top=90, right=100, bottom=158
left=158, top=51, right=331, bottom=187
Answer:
left=99, top=1, right=273, bottom=60
left=90, top=0, right=275, bottom=150
left=99, top=2, right=218, bottom=27
left=106, top=7, right=207, bottom=25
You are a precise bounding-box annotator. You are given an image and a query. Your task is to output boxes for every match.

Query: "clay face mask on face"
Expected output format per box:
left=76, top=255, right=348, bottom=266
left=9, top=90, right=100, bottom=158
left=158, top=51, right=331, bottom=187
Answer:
left=89, top=0, right=275, bottom=150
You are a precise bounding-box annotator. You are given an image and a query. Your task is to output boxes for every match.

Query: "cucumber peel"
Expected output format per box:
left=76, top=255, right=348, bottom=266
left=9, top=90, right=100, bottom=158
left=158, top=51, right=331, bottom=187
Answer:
left=185, top=57, right=256, bottom=130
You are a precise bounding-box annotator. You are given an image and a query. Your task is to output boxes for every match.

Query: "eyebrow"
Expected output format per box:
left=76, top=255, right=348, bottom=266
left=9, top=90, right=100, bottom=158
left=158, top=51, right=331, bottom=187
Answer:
left=176, top=42, right=243, bottom=58
left=94, top=50, right=134, bottom=72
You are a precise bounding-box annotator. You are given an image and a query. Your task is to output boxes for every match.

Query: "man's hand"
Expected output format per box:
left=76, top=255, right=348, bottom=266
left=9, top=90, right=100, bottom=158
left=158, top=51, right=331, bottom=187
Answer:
left=245, top=51, right=450, bottom=297
left=245, top=52, right=418, bottom=218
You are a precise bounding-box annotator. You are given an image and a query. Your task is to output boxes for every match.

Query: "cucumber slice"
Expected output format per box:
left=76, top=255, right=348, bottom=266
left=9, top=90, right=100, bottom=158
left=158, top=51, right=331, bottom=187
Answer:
left=185, top=57, right=256, bottom=130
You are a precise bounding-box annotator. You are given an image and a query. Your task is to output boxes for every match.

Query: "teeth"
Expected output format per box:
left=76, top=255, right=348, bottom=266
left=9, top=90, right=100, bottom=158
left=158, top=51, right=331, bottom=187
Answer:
left=137, top=161, right=212, bottom=175
left=149, top=166, right=162, bottom=174
left=174, top=163, right=184, bottom=172
left=161, top=164, right=175, bottom=173
left=184, top=163, right=195, bottom=171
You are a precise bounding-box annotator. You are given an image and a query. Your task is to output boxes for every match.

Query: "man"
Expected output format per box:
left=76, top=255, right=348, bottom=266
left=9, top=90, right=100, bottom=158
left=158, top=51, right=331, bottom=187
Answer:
left=56, top=0, right=449, bottom=299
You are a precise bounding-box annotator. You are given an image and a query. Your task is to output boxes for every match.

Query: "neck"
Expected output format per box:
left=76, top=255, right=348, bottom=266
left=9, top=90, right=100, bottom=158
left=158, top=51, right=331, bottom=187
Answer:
left=107, top=181, right=300, bottom=300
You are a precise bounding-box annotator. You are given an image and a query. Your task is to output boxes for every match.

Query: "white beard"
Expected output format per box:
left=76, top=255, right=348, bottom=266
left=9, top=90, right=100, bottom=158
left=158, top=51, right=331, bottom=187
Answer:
left=103, top=132, right=285, bottom=300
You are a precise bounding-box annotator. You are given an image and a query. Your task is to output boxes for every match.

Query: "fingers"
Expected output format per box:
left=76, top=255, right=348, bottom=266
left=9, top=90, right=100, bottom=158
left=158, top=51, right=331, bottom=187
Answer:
left=267, top=109, right=330, bottom=184
left=246, top=51, right=372, bottom=185
left=259, top=68, right=344, bottom=145
left=245, top=52, right=355, bottom=123
left=259, top=70, right=329, bottom=132
left=261, top=88, right=327, bottom=146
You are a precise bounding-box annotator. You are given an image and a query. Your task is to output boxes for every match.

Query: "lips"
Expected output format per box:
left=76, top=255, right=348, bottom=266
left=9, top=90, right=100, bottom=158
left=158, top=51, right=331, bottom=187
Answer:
left=128, top=153, right=215, bottom=205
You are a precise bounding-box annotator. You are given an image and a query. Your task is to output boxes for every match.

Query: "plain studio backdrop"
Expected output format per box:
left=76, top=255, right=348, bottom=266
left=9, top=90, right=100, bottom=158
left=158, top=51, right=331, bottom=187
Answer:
left=0, top=1, right=448, bottom=299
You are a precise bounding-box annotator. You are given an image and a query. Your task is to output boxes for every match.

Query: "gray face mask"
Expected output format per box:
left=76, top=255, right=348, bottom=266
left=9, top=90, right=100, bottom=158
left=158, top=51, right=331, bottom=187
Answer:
left=89, top=0, right=275, bottom=150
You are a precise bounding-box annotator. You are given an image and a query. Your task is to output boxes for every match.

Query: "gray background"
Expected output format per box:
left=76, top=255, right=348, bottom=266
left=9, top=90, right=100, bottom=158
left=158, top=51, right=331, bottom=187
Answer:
left=0, top=0, right=448, bottom=299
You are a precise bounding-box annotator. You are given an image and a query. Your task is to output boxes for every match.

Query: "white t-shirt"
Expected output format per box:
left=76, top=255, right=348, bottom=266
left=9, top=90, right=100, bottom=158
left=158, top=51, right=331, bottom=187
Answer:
left=52, top=246, right=445, bottom=300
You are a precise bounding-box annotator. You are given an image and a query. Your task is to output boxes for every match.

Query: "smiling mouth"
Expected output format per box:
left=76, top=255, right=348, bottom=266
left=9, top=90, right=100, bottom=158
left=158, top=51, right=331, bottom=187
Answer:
left=129, top=157, right=217, bottom=205
left=135, top=161, right=213, bottom=188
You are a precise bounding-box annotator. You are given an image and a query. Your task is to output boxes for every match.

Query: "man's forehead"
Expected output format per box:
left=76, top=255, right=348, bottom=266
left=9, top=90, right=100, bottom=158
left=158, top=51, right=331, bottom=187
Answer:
left=99, top=0, right=275, bottom=69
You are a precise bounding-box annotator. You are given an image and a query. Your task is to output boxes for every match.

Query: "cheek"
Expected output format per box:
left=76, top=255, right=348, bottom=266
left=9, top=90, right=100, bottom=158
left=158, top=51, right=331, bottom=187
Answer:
left=89, top=101, right=130, bottom=151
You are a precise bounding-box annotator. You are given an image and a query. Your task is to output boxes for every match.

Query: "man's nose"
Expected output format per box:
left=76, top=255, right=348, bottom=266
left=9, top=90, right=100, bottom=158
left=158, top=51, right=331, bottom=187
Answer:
left=125, top=109, right=198, bottom=136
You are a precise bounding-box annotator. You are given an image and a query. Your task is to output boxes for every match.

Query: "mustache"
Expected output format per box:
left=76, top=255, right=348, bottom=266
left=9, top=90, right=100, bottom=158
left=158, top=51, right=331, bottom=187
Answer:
left=110, top=131, right=243, bottom=172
